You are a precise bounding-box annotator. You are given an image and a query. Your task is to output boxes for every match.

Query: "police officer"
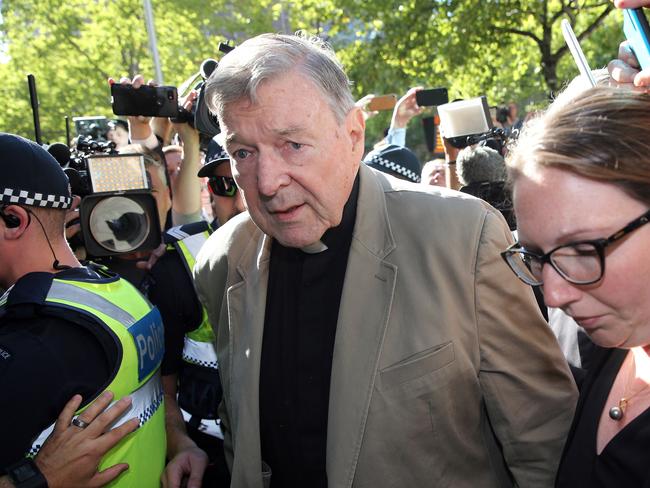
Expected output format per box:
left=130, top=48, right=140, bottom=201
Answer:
left=161, top=136, right=244, bottom=488
left=0, top=133, right=166, bottom=487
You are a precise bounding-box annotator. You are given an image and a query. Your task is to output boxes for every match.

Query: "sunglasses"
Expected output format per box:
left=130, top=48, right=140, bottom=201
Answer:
left=207, top=175, right=238, bottom=197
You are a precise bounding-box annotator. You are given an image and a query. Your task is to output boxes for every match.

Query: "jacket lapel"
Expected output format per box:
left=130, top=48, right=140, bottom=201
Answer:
left=226, top=232, right=272, bottom=487
left=326, top=165, right=397, bottom=487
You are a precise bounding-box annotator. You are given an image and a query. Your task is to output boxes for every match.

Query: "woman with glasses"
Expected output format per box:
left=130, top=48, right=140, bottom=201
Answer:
left=503, top=86, right=650, bottom=486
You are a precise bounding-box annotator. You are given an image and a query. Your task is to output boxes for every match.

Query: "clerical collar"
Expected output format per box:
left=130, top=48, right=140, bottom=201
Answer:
left=299, top=172, right=360, bottom=255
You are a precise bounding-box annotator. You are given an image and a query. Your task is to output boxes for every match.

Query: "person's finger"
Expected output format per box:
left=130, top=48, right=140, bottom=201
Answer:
left=132, top=74, right=145, bottom=89
left=103, top=415, right=139, bottom=441
left=65, top=196, right=81, bottom=225
left=160, top=462, right=182, bottom=488
left=91, top=463, right=130, bottom=488
left=618, top=41, right=641, bottom=69
left=608, top=58, right=640, bottom=83
left=186, top=464, right=207, bottom=488
left=634, top=68, right=650, bottom=87
left=52, top=394, right=83, bottom=436
left=84, top=395, right=133, bottom=435
left=147, top=79, right=157, bottom=87
left=615, top=0, right=650, bottom=8
left=70, top=195, right=81, bottom=211
left=182, top=90, right=198, bottom=111
left=75, top=390, right=115, bottom=429
left=91, top=417, right=139, bottom=456
left=65, top=223, right=81, bottom=240
left=119, top=77, right=132, bottom=85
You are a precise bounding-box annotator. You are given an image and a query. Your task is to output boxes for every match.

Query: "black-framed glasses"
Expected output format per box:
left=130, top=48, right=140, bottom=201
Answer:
left=207, top=175, right=238, bottom=197
left=501, top=209, right=650, bottom=286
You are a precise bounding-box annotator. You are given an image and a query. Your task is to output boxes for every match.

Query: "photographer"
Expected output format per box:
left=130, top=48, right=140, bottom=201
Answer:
left=102, top=75, right=241, bottom=486
left=106, top=119, right=129, bottom=149
left=161, top=137, right=244, bottom=488
left=455, top=145, right=516, bottom=230
left=0, top=133, right=166, bottom=487
left=112, top=75, right=203, bottom=228
left=386, top=86, right=425, bottom=147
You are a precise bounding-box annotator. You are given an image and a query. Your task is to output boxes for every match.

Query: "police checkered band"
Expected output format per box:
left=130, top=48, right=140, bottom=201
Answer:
left=209, top=148, right=229, bottom=162
left=1, top=187, right=72, bottom=209
left=138, top=382, right=164, bottom=427
left=28, top=372, right=163, bottom=458
left=183, top=337, right=219, bottom=370
left=367, top=155, right=421, bottom=183
left=183, top=353, right=219, bottom=369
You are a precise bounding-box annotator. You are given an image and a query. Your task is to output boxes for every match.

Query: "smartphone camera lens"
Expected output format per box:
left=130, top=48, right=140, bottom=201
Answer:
left=167, top=91, right=174, bottom=100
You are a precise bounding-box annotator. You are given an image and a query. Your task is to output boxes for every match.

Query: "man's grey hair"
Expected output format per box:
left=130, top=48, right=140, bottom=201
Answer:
left=204, top=32, right=355, bottom=124
left=456, top=146, right=507, bottom=186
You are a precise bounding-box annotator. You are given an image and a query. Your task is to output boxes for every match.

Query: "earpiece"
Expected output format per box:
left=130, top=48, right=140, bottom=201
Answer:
left=0, top=207, right=20, bottom=228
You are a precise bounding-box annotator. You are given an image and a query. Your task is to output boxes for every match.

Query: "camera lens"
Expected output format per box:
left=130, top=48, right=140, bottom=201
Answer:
left=167, top=90, right=174, bottom=100
left=88, top=196, right=150, bottom=253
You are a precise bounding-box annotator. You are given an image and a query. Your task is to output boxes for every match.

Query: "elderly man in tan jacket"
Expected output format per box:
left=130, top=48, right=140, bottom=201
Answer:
left=194, top=32, right=577, bottom=488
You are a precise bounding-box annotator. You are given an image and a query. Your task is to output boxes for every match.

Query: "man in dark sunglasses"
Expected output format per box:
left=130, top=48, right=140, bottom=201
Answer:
left=197, top=136, right=245, bottom=228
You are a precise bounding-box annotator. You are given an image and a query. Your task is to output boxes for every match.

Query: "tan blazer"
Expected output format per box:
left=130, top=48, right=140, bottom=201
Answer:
left=194, top=164, right=577, bottom=488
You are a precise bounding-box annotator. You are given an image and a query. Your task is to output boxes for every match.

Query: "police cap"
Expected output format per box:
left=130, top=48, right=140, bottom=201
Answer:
left=0, top=133, right=72, bottom=209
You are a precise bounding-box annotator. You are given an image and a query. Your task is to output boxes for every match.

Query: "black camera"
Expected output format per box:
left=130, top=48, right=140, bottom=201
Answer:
left=52, top=137, right=162, bottom=257
left=179, top=42, right=235, bottom=138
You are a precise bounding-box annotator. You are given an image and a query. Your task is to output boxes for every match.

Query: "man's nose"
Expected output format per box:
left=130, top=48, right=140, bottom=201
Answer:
left=257, top=150, right=291, bottom=197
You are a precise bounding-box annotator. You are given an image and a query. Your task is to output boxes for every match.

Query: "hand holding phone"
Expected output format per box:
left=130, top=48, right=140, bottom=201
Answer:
left=623, top=8, right=650, bottom=70
left=367, top=94, right=398, bottom=111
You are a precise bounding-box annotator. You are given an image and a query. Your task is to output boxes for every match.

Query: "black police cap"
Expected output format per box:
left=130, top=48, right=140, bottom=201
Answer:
left=197, top=135, right=230, bottom=178
left=0, top=133, right=72, bottom=209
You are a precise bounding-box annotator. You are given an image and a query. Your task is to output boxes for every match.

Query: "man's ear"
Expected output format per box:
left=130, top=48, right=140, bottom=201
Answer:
left=346, top=106, right=366, bottom=160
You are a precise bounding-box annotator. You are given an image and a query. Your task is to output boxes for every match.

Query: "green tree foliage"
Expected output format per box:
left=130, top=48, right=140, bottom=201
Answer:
left=0, top=0, right=625, bottom=149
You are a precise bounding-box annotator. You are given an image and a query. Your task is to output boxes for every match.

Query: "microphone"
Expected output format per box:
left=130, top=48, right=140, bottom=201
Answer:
left=47, top=142, right=71, bottom=167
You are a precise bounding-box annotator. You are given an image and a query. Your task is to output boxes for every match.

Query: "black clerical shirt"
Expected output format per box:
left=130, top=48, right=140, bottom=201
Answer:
left=259, top=175, right=360, bottom=488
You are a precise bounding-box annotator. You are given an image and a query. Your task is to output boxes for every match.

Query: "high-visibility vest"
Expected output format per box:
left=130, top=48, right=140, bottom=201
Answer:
left=15, top=267, right=166, bottom=487
left=165, top=222, right=222, bottom=438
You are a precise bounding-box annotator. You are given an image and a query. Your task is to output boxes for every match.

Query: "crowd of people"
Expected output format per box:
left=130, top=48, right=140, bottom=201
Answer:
left=1, top=0, right=650, bottom=487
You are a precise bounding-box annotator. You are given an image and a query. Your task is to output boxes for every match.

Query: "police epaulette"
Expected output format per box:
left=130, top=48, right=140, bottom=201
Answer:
left=163, top=221, right=212, bottom=245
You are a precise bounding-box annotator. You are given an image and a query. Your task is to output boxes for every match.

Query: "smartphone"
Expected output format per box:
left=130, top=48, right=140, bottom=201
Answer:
left=416, top=88, right=449, bottom=107
left=561, top=19, right=596, bottom=87
left=111, top=84, right=179, bottom=117
left=367, top=94, right=397, bottom=111
left=623, top=8, right=650, bottom=71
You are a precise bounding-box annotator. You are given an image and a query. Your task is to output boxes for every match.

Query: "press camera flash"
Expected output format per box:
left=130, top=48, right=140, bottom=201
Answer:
left=437, top=96, right=492, bottom=139
left=87, top=154, right=148, bottom=193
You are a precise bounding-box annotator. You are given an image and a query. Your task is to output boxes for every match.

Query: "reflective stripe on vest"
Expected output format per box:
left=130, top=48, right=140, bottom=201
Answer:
left=182, top=336, right=218, bottom=369
left=47, top=280, right=138, bottom=327
left=178, top=231, right=210, bottom=263
left=174, top=230, right=218, bottom=362
left=30, top=276, right=166, bottom=488
left=28, top=370, right=164, bottom=456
